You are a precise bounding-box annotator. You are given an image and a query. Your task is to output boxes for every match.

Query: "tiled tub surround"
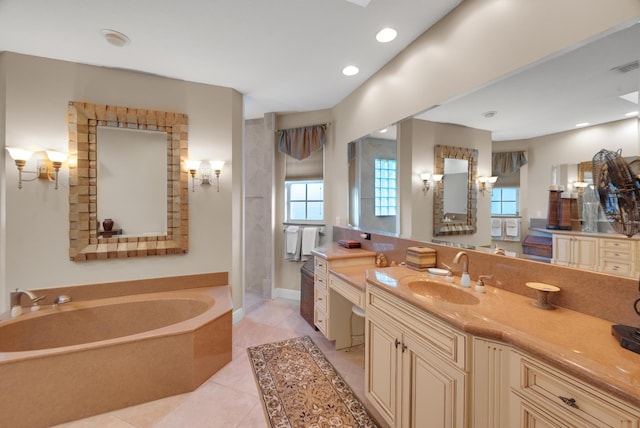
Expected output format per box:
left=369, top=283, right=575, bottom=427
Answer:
left=366, top=267, right=640, bottom=409
left=333, top=226, right=640, bottom=328
left=0, top=274, right=232, bottom=428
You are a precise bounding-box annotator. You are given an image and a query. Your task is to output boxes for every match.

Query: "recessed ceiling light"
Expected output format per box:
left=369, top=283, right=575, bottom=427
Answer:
left=625, top=111, right=639, bottom=117
left=379, top=128, right=388, bottom=133
left=342, top=65, right=359, bottom=76
left=576, top=122, right=590, bottom=128
left=376, top=27, right=397, bottom=43
left=100, top=29, right=131, bottom=47
left=482, top=111, right=497, bottom=118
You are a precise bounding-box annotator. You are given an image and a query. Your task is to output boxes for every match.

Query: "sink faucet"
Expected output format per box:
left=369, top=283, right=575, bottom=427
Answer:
left=452, top=251, right=471, bottom=287
left=10, top=288, right=45, bottom=307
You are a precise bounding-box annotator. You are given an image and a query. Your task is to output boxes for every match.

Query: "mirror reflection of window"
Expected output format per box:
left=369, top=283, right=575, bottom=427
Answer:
left=374, top=158, right=397, bottom=217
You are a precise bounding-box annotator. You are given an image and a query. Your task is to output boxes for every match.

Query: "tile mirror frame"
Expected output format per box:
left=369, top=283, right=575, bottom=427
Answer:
left=67, top=101, right=189, bottom=261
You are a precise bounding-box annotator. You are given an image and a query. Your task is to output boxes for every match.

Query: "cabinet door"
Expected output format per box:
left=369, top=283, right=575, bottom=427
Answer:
left=366, top=314, right=402, bottom=427
left=552, top=235, right=572, bottom=266
left=473, top=338, right=511, bottom=428
left=573, top=237, right=598, bottom=270
left=402, top=331, right=466, bottom=428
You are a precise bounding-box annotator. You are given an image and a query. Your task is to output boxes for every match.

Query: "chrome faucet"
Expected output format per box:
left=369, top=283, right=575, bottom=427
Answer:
left=53, top=295, right=72, bottom=306
left=10, top=288, right=45, bottom=307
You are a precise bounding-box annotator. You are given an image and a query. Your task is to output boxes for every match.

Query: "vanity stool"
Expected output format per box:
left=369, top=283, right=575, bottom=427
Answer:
left=348, top=305, right=366, bottom=352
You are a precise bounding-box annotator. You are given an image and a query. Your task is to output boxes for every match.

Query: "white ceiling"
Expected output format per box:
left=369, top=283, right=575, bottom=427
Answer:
left=417, top=21, right=640, bottom=141
left=0, top=0, right=461, bottom=120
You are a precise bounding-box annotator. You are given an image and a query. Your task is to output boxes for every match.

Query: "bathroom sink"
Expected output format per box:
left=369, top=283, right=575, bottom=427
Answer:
left=407, top=280, right=480, bottom=305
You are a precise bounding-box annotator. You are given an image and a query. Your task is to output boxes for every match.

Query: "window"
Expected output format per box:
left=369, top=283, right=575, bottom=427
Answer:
left=374, top=158, right=397, bottom=216
left=491, top=188, right=519, bottom=215
left=286, top=180, right=324, bottom=222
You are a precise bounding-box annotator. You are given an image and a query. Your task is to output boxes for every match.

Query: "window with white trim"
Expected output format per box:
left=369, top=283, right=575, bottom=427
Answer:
left=285, top=180, right=324, bottom=222
left=491, top=187, right=519, bottom=216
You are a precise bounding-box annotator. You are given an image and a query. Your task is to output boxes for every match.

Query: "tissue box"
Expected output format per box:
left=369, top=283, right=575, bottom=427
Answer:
left=406, top=246, right=436, bottom=271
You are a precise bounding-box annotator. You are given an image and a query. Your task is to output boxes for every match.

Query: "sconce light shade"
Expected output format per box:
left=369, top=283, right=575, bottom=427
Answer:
left=44, top=150, right=69, bottom=189
left=185, top=160, right=201, bottom=171
left=478, top=176, right=498, bottom=196
left=210, top=160, right=225, bottom=192
left=432, top=174, right=444, bottom=183
left=6, top=147, right=34, bottom=162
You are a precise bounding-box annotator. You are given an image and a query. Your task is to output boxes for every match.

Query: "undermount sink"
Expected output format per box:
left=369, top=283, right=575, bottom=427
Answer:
left=407, top=280, right=480, bottom=305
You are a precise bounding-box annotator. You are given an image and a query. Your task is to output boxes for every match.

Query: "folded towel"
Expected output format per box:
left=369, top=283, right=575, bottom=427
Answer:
left=301, top=227, right=319, bottom=256
left=505, top=218, right=519, bottom=237
left=490, top=218, right=502, bottom=237
left=285, top=226, right=300, bottom=255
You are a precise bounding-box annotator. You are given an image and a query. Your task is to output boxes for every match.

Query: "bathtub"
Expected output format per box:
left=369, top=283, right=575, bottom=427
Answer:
left=0, top=285, right=232, bottom=428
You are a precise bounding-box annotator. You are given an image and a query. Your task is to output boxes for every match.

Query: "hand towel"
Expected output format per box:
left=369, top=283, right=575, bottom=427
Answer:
left=285, top=226, right=300, bottom=255
left=301, top=227, right=319, bottom=256
left=490, top=218, right=502, bottom=237
left=506, top=218, right=519, bottom=237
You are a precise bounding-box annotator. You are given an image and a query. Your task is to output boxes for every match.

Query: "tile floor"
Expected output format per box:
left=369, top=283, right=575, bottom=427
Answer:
left=55, top=293, right=388, bottom=428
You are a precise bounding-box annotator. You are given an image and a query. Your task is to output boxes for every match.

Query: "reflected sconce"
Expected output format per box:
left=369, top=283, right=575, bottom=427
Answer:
left=420, top=172, right=443, bottom=195
left=5, top=147, right=69, bottom=190
left=478, top=176, right=498, bottom=196
left=573, top=181, right=589, bottom=196
left=186, top=160, right=225, bottom=192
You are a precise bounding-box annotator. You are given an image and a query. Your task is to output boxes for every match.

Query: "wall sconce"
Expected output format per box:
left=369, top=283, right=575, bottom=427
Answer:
left=478, top=176, right=498, bottom=196
left=186, top=160, right=225, bottom=192
left=5, top=147, right=69, bottom=190
left=420, top=172, right=443, bottom=194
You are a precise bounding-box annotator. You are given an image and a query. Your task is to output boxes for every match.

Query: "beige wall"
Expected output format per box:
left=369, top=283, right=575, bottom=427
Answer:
left=0, top=52, right=243, bottom=312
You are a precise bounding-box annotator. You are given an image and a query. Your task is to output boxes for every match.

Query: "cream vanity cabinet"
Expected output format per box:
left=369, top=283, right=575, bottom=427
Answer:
left=551, top=234, right=598, bottom=270
left=552, top=232, right=638, bottom=277
left=313, top=251, right=374, bottom=341
left=365, top=284, right=468, bottom=428
left=509, top=349, right=640, bottom=428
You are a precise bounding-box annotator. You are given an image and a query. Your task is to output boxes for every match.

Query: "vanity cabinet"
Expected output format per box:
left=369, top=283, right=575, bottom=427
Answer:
left=552, top=232, right=638, bottom=277
left=509, top=350, right=640, bottom=428
left=365, top=284, right=468, bottom=428
left=551, top=234, right=598, bottom=270
left=313, top=252, right=374, bottom=342
left=472, top=338, right=511, bottom=428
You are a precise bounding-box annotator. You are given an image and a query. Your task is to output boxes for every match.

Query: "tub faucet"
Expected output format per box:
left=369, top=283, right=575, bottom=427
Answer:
left=452, top=251, right=471, bottom=287
left=10, top=288, right=45, bottom=307
left=53, top=295, right=72, bottom=306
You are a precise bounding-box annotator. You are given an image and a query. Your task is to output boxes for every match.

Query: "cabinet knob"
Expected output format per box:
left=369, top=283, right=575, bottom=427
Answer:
left=558, top=396, right=579, bottom=409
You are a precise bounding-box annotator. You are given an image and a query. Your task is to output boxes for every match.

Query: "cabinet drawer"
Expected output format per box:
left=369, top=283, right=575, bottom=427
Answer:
left=329, top=274, right=364, bottom=308
left=314, top=308, right=327, bottom=334
left=510, top=351, right=640, bottom=427
left=314, top=284, right=327, bottom=312
left=601, top=239, right=635, bottom=252
left=314, top=274, right=327, bottom=290
left=314, top=256, right=328, bottom=277
left=600, top=260, right=634, bottom=276
left=367, top=285, right=468, bottom=370
left=600, top=248, right=633, bottom=261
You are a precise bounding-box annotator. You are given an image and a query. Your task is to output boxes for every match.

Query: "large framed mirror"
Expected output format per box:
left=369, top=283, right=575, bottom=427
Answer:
left=67, top=101, right=189, bottom=261
left=433, top=144, right=478, bottom=236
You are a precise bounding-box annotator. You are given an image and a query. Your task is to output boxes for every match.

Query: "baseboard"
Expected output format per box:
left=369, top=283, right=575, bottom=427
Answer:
left=232, top=307, right=245, bottom=324
left=274, top=287, right=300, bottom=301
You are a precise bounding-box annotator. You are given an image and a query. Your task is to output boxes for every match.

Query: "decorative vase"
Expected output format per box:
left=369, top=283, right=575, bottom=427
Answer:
left=103, top=218, right=114, bottom=232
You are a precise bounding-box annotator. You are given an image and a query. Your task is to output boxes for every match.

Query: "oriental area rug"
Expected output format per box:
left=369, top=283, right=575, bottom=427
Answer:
left=248, top=336, right=380, bottom=428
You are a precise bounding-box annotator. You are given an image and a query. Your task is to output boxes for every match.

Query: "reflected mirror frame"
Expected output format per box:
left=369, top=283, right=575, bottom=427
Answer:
left=67, top=101, right=189, bottom=261
left=433, top=144, right=478, bottom=236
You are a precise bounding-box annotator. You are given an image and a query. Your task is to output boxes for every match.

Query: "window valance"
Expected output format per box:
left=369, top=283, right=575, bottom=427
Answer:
left=492, top=151, right=528, bottom=176
left=277, top=124, right=327, bottom=161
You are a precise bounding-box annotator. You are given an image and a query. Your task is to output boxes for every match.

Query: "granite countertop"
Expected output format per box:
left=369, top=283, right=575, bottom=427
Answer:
left=363, top=266, right=640, bottom=408
left=311, top=244, right=376, bottom=261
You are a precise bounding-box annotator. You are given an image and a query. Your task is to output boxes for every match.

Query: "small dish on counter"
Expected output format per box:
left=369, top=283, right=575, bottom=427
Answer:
left=427, top=268, right=451, bottom=276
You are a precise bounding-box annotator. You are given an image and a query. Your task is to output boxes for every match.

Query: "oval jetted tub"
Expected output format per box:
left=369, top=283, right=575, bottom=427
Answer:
left=0, top=285, right=232, bottom=428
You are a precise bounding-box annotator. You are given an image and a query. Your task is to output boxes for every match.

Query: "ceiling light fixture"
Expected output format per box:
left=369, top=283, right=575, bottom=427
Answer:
left=376, top=27, right=397, bottom=43
left=342, top=65, right=359, bottom=76
left=576, top=122, right=590, bottom=128
left=100, top=29, right=131, bottom=47
left=625, top=111, right=639, bottom=117
left=482, top=111, right=497, bottom=118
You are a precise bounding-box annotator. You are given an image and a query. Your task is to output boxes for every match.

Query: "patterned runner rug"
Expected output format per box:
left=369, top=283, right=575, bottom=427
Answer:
left=248, top=336, right=380, bottom=428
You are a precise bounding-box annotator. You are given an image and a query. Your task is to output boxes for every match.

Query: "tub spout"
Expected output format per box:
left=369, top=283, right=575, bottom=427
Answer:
left=10, top=289, right=45, bottom=308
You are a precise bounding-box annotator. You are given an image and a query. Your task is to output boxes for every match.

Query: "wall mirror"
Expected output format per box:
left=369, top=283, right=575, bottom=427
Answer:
left=433, top=145, right=478, bottom=236
left=348, top=128, right=397, bottom=235
left=67, top=101, right=189, bottom=261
